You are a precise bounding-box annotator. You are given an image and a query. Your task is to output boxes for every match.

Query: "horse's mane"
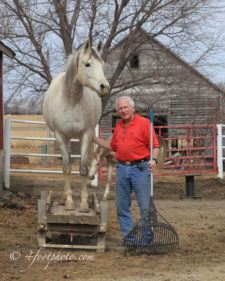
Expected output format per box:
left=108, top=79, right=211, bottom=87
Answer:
left=64, top=51, right=79, bottom=88
left=66, top=52, right=77, bottom=72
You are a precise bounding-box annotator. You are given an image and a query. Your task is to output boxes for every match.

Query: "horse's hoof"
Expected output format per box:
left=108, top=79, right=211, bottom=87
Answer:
left=78, top=207, right=90, bottom=213
left=64, top=202, right=75, bottom=210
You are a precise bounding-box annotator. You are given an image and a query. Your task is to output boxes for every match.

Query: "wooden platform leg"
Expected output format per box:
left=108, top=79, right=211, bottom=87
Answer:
left=97, top=201, right=109, bottom=252
left=97, top=232, right=106, bottom=252
left=37, top=191, right=47, bottom=247
left=37, top=229, right=46, bottom=247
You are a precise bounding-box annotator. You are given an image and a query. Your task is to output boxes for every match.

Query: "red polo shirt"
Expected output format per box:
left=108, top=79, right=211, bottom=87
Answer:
left=110, top=114, right=159, bottom=161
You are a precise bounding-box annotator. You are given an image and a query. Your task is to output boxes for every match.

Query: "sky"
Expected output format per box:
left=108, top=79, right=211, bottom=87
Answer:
left=2, top=0, right=225, bottom=105
left=158, top=0, right=225, bottom=85
left=192, top=0, right=225, bottom=84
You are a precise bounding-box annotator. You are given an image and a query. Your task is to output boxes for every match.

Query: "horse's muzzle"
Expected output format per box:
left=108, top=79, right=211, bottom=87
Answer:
left=88, top=174, right=95, bottom=180
left=99, top=84, right=110, bottom=96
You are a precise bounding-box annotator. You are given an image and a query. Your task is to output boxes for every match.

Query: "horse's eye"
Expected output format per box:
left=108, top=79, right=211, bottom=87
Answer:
left=85, top=62, right=91, bottom=67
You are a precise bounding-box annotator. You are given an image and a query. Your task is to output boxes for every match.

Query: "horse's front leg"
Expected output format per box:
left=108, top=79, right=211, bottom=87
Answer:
left=79, top=132, right=91, bottom=211
left=56, top=133, right=74, bottom=210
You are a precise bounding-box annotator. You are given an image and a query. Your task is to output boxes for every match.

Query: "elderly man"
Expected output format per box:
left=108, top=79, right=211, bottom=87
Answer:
left=92, top=96, right=159, bottom=240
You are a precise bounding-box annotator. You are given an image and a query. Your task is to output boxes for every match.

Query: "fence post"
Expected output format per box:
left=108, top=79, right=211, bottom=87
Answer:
left=47, top=127, right=51, bottom=154
left=41, top=144, right=47, bottom=163
left=4, top=119, right=11, bottom=188
left=217, top=124, right=223, bottom=180
left=91, top=124, right=99, bottom=187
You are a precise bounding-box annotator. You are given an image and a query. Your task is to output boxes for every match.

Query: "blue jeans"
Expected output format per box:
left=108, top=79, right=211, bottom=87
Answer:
left=115, top=161, right=151, bottom=237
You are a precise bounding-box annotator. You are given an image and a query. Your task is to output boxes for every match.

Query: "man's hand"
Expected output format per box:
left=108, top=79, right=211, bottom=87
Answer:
left=91, top=131, right=112, bottom=150
left=148, top=159, right=157, bottom=171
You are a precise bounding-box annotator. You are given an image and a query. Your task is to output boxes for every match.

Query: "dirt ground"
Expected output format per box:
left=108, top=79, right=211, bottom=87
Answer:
left=1, top=171, right=225, bottom=281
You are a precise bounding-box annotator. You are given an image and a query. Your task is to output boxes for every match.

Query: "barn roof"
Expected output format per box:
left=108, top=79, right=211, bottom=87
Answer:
left=0, top=41, right=15, bottom=59
left=108, top=29, right=225, bottom=95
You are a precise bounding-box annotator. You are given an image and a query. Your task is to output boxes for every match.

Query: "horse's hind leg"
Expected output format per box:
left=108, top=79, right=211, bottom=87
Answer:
left=56, top=133, right=74, bottom=210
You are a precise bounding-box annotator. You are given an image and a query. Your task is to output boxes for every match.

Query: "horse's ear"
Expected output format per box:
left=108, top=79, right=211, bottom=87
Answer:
left=84, top=40, right=90, bottom=53
left=96, top=40, right=102, bottom=52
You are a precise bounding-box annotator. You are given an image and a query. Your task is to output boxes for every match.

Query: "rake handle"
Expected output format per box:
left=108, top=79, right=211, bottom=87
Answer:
left=150, top=110, right=154, bottom=197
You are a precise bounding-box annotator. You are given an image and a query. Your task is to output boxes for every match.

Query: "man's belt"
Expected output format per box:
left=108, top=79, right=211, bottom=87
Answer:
left=118, top=159, right=149, bottom=166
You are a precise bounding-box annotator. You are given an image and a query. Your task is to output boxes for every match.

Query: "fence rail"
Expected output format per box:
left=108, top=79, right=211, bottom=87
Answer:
left=3, top=119, right=81, bottom=188
left=4, top=119, right=225, bottom=188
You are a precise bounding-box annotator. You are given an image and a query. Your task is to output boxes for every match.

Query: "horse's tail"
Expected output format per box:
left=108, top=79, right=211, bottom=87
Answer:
left=157, top=135, right=166, bottom=171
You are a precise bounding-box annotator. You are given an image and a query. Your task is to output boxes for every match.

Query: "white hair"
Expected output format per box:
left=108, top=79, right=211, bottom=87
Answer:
left=115, top=96, right=135, bottom=110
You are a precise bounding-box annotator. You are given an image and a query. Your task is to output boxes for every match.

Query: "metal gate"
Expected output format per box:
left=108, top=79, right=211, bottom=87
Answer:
left=155, top=124, right=217, bottom=176
left=98, top=124, right=218, bottom=180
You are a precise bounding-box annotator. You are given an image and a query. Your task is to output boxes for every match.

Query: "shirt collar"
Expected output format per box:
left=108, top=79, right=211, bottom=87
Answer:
left=120, top=113, right=137, bottom=127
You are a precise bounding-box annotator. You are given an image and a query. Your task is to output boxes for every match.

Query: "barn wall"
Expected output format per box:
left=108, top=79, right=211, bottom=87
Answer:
left=101, top=31, right=224, bottom=135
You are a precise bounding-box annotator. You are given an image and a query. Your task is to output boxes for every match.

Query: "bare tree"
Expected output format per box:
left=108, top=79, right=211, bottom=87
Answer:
left=0, top=0, right=223, bottom=113
left=218, top=82, right=225, bottom=90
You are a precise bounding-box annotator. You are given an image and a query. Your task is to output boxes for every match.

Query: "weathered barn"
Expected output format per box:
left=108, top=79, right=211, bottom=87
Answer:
left=0, top=42, right=15, bottom=193
left=100, top=30, right=225, bottom=136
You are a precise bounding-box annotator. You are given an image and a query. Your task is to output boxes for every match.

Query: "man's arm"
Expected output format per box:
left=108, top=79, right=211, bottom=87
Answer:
left=153, top=147, right=159, bottom=161
left=149, top=147, right=159, bottom=171
left=92, top=132, right=112, bottom=150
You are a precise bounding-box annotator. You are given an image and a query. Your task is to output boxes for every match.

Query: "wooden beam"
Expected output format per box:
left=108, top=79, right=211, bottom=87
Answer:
left=0, top=42, right=15, bottom=59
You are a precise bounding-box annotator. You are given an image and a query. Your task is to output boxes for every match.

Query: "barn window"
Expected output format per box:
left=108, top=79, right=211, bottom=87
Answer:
left=130, top=54, right=139, bottom=68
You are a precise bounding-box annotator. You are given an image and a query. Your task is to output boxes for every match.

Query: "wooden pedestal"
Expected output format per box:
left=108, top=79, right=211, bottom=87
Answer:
left=37, top=191, right=108, bottom=252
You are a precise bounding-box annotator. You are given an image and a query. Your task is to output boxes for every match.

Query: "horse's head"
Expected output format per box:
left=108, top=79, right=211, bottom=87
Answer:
left=88, top=152, right=101, bottom=180
left=77, top=40, right=110, bottom=97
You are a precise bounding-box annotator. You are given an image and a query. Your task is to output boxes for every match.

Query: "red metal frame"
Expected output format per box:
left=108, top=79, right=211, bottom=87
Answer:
left=155, top=124, right=217, bottom=176
left=98, top=124, right=218, bottom=180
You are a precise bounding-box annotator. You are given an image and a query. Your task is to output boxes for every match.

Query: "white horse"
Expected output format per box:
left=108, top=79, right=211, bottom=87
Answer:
left=43, top=41, right=110, bottom=211
left=89, top=135, right=166, bottom=201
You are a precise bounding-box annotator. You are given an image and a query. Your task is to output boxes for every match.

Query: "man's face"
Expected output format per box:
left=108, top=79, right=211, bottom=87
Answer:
left=117, top=98, right=135, bottom=123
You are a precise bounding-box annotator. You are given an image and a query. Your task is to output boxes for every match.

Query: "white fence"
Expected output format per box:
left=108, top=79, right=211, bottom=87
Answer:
left=4, top=119, right=99, bottom=188
left=217, top=124, right=225, bottom=180
left=4, top=118, right=225, bottom=188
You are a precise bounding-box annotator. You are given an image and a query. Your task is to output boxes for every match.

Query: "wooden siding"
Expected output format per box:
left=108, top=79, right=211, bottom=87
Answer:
left=101, top=31, right=224, bottom=136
